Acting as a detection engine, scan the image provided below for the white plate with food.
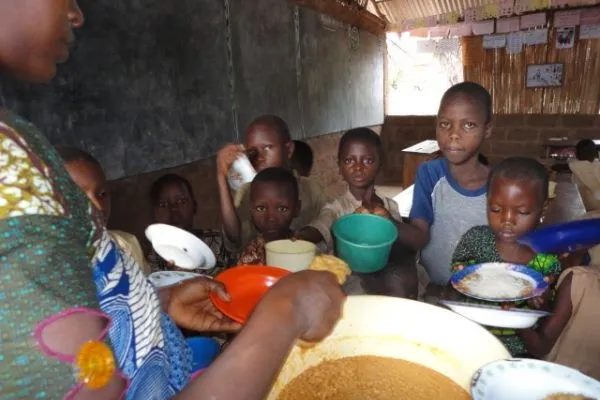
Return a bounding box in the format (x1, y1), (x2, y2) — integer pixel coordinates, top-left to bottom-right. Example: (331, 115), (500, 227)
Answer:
(471, 359), (600, 400)
(440, 300), (551, 329)
(450, 262), (549, 302)
(148, 271), (210, 289)
(145, 224), (216, 270)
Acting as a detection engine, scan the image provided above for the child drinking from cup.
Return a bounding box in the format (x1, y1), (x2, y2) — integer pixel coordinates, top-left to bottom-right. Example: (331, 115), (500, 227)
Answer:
(216, 115), (329, 253)
(237, 167), (300, 265)
(296, 128), (417, 297)
(450, 157), (561, 356)
(408, 82), (492, 299)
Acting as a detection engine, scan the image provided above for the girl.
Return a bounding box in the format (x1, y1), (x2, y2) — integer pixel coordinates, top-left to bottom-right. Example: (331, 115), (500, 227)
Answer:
(450, 157), (561, 356)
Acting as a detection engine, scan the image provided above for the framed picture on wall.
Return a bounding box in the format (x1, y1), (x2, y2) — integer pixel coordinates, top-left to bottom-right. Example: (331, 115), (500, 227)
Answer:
(526, 63), (564, 88)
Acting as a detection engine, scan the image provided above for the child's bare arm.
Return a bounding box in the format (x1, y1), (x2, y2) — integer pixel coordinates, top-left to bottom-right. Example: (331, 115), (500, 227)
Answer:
(399, 218), (430, 251)
(519, 272), (574, 358)
(295, 226), (324, 244)
(217, 144), (244, 244)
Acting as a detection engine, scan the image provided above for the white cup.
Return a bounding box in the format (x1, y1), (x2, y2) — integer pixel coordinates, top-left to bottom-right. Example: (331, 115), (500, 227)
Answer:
(227, 154), (257, 191)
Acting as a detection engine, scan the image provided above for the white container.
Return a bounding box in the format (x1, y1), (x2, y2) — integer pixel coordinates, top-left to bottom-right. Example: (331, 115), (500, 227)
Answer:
(227, 154), (257, 191)
(265, 239), (317, 272)
(440, 300), (551, 329)
(268, 296), (510, 399)
(145, 224), (216, 270)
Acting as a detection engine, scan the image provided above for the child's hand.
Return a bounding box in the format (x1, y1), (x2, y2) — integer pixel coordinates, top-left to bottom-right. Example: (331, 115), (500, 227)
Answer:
(559, 249), (587, 269)
(527, 285), (553, 310)
(451, 264), (465, 273)
(217, 143), (244, 177)
(356, 186), (391, 219)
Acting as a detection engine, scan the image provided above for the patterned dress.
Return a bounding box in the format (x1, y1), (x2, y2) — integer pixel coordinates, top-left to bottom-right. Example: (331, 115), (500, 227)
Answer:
(1, 110), (101, 398)
(451, 225), (561, 357)
(0, 110), (192, 399)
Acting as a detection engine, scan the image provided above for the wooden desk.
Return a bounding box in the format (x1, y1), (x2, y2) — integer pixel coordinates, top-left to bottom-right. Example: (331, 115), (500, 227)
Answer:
(402, 140), (441, 187)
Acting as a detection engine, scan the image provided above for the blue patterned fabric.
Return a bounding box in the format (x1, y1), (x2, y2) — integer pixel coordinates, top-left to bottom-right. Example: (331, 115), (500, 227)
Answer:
(93, 230), (192, 399)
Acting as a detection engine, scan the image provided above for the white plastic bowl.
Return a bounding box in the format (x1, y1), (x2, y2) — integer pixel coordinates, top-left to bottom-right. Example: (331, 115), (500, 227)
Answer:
(441, 300), (551, 329)
(268, 296), (510, 398)
(145, 224), (216, 270)
(265, 239), (316, 272)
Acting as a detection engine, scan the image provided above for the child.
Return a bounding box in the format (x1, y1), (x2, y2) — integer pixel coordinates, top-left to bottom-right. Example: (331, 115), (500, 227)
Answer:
(409, 82), (492, 295)
(237, 167), (300, 265)
(519, 266), (600, 380)
(216, 115), (329, 252)
(291, 139), (314, 177)
(569, 138), (600, 212)
(296, 128), (417, 297)
(56, 145), (151, 274)
(450, 157), (562, 356)
(148, 173), (234, 275)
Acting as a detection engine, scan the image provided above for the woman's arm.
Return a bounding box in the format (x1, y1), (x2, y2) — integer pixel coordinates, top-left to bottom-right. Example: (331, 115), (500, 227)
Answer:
(175, 271), (345, 400)
(519, 272), (573, 358)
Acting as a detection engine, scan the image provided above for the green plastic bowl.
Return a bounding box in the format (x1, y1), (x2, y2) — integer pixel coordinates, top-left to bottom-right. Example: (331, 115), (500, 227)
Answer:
(332, 214), (398, 273)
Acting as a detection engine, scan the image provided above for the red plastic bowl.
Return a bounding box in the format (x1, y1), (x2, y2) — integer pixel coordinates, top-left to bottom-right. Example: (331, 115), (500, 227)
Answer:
(210, 265), (290, 323)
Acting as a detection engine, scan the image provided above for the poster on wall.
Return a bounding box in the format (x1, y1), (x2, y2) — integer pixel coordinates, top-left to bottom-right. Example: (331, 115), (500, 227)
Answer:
(526, 64), (563, 88)
(580, 24), (600, 39)
(483, 34), (507, 49)
(522, 28), (548, 45)
(556, 27), (576, 49)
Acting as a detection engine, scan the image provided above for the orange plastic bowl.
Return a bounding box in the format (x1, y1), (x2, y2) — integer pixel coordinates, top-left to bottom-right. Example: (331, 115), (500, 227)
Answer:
(210, 265), (290, 323)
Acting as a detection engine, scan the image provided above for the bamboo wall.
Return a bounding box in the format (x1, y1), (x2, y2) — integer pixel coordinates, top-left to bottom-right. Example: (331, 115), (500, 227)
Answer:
(463, 20), (600, 114)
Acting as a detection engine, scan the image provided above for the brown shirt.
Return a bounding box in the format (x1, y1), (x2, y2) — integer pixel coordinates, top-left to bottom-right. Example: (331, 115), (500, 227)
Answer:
(546, 266), (600, 380)
(225, 174), (330, 252)
(569, 159), (600, 212)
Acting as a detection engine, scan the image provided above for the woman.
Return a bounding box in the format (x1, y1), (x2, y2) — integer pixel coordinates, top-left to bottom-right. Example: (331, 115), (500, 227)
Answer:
(0, 1), (343, 399)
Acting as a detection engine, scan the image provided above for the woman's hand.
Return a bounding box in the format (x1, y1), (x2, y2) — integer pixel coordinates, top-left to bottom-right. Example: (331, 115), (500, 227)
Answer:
(166, 277), (242, 333)
(256, 270), (346, 342)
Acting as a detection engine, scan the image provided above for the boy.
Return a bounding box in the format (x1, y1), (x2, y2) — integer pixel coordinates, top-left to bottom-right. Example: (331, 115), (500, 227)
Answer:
(148, 174), (234, 274)
(238, 167), (300, 265)
(409, 82), (492, 298)
(290, 139), (314, 177)
(56, 145), (150, 274)
(216, 115), (329, 252)
(296, 128), (418, 298)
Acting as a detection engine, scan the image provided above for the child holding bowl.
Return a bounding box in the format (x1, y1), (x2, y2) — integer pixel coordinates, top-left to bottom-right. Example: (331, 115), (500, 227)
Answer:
(296, 128), (417, 297)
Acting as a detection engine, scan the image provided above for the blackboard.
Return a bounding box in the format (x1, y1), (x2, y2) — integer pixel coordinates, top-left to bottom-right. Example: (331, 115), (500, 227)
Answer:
(0, 0), (234, 179)
(230, 0), (302, 139)
(299, 8), (384, 137)
(0, 0), (384, 179)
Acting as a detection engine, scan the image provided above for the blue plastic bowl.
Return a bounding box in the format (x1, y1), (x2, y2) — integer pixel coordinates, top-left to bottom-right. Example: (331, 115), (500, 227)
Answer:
(186, 337), (221, 372)
(332, 213), (398, 273)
